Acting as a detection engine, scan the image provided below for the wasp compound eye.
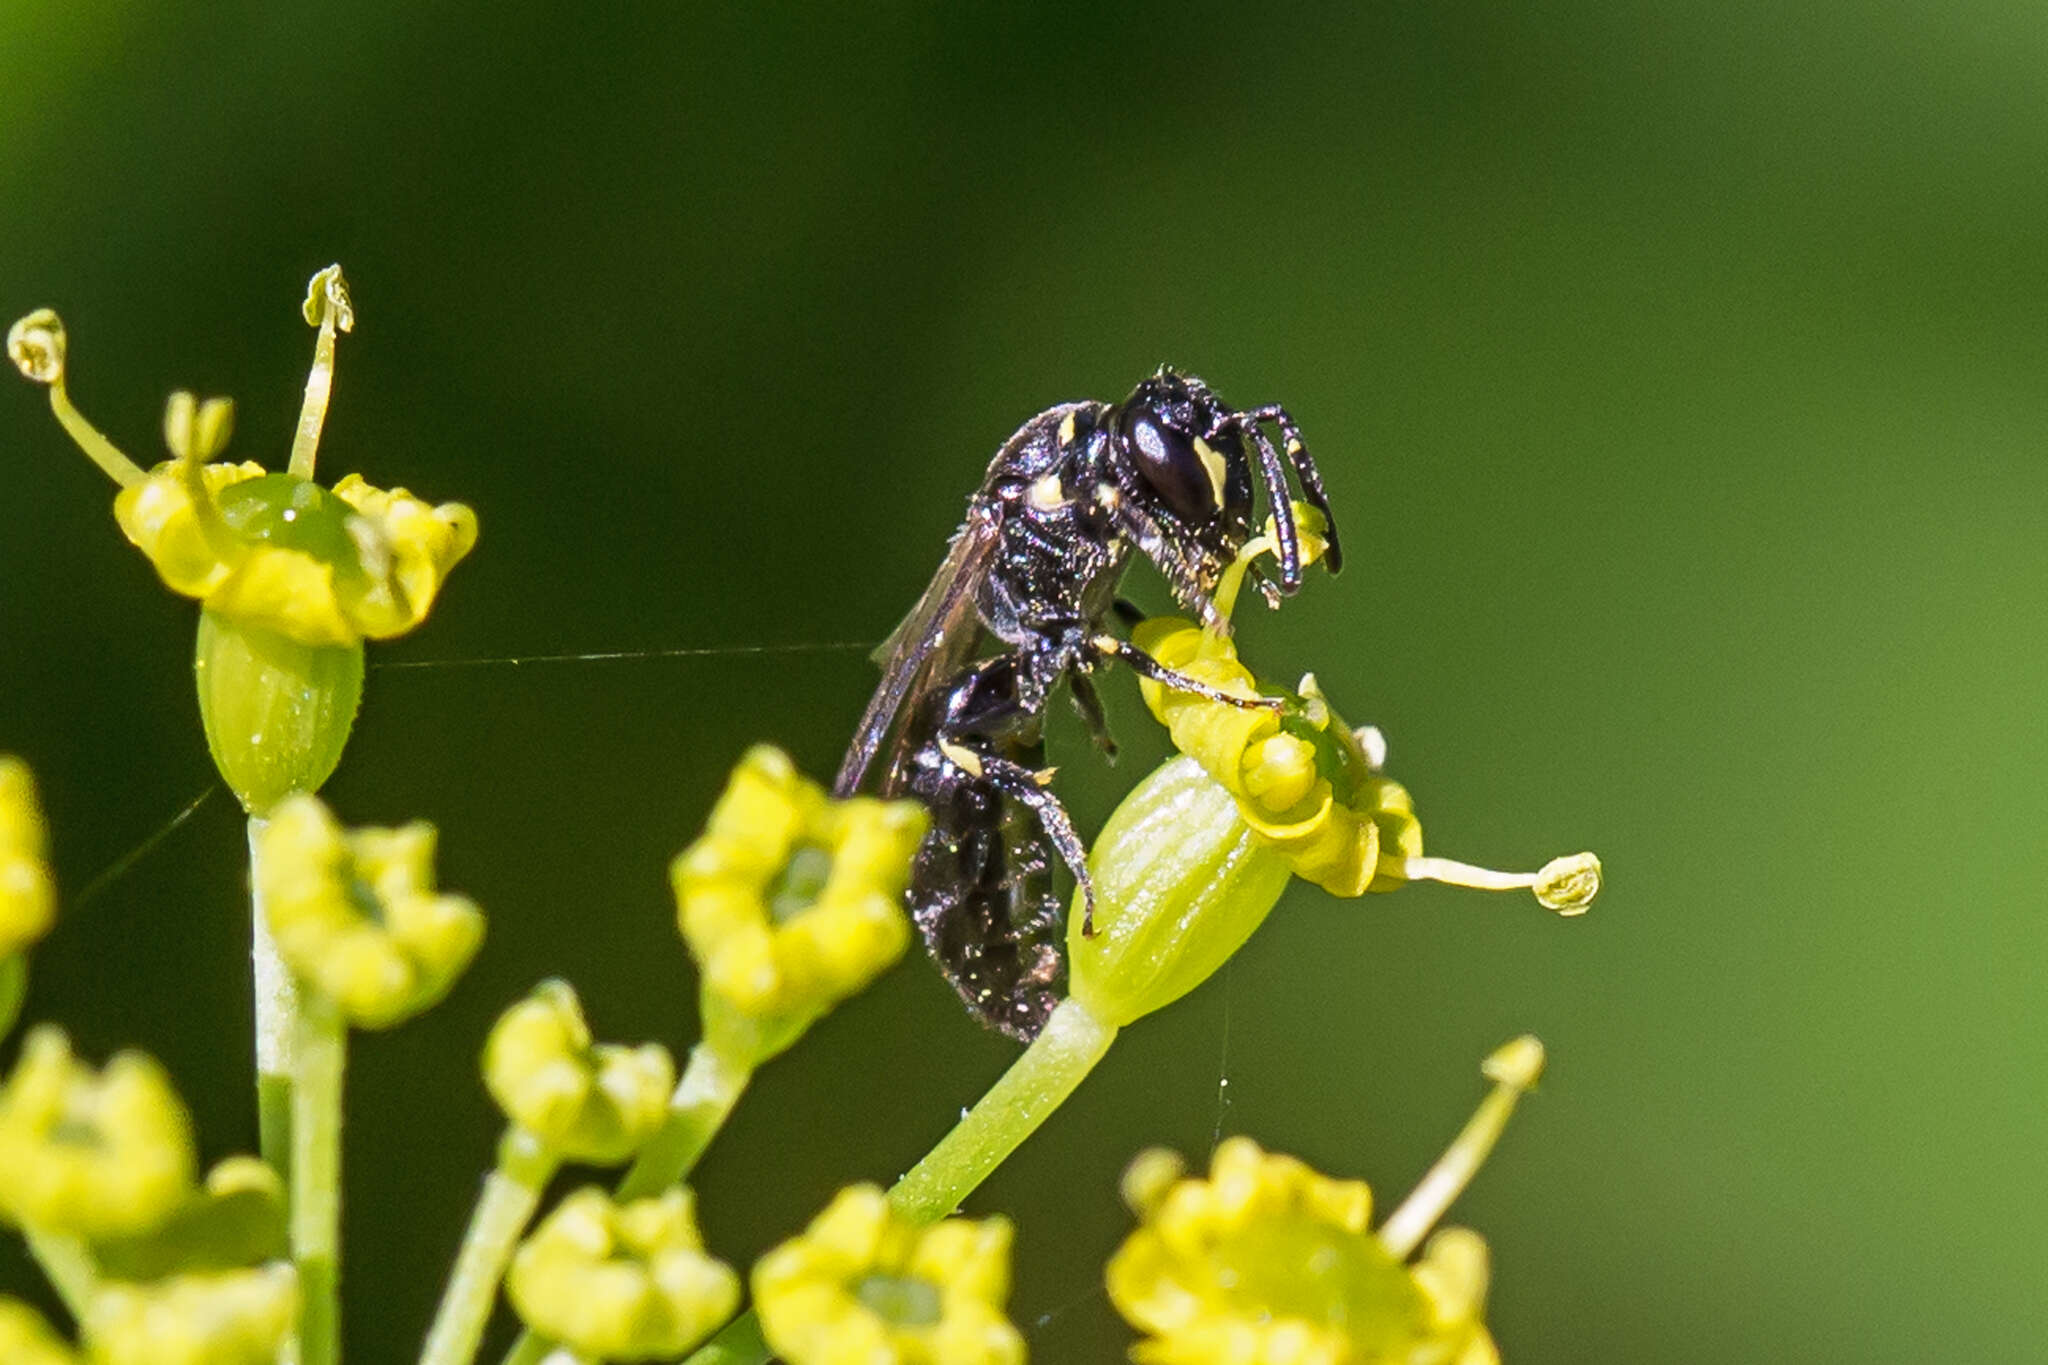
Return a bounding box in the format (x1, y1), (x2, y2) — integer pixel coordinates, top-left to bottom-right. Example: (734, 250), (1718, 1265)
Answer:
(1124, 402), (1231, 525)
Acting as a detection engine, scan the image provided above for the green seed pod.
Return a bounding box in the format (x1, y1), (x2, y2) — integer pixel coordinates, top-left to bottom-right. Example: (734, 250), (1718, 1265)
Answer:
(195, 608), (363, 816)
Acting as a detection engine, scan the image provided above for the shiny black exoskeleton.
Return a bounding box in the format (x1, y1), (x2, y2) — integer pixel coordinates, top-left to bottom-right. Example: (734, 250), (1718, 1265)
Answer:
(834, 369), (1340, 1039)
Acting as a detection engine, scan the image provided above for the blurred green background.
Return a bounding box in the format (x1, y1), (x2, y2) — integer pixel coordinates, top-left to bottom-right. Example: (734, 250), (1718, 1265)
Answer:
(2, 3), (2043, 1361)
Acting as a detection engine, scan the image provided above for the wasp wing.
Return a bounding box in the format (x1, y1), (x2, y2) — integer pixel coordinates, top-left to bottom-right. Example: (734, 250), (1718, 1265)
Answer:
(833, 499), (1002, 797)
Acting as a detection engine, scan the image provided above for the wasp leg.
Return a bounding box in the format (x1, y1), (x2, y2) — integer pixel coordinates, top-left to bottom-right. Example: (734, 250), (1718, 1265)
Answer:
(1069, 671), (1119, 760)
(1090, 635), (1284, 712)
(939, 738), (1098, 936)
(1230, 404), (1343, 573)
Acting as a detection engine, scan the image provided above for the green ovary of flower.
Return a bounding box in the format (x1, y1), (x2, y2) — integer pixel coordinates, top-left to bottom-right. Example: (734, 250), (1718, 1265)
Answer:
(483, 979), (676, 1165)
(91, 1156), (289, 1283)
(0, 1028), (197, 1240)
(673, 745), (925, 1066)
(752, 1184), (1024, 1365)
(507, 1186), (739, 1361)
(83, 1264), (300, 1365)
(256, 794), (484, 1028)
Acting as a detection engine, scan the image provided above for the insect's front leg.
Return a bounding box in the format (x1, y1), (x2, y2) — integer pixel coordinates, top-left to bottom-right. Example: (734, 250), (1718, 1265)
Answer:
(1090, 634), (1284, 712)
(933, 735), (1098, 936)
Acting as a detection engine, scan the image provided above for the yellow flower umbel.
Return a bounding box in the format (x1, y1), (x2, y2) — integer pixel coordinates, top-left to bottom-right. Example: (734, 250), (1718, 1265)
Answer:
(7, 267), (477, 813)
(506, 1187), (740, 1361)
(83, 1264), (300, 1365)
(1072, 509), (1599, 1028)
(0, 1027), (197, 1240)
(1107, 1037), (1546, 1365)
(255, 794), (484, 1029)
(483, 980), (676, 1166)
(673, 746), (926, 1067)
(752, 1184), (1025, 1365)
(0, 1299), (77, 1365)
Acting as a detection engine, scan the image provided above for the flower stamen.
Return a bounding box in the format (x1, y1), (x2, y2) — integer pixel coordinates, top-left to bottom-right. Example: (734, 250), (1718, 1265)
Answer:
(7, 308), (146, 487)
(1377, 1035), (1545, 1258)
(288, 265), (353, 481)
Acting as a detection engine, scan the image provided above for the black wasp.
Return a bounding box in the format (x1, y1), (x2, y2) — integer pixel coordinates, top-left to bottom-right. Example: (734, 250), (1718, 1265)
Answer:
(833, 369), (1341, 1040)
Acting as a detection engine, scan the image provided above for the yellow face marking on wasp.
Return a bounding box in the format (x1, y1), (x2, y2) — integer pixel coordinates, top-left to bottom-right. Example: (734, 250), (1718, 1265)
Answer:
(1190, 435), (1229, 510)
(1058, 411), (1077, 445)
(1096, 481), (1121, 512)
(1028, 474), (1065, 510)
(937, 739), (984, 777)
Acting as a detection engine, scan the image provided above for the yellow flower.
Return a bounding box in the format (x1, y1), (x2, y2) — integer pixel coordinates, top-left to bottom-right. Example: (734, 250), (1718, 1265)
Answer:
(1106, 1038), (1546, 1365)
(0, 1027), (196, 1239)
(506, 1186), (740, 1361)
(753, 1184), (1024, 1365)
(0, 1298), (78, 1365)
(255, 794), (484, 1029)
(0, 756), (56, 958)
(83, 1264), (299, 1365)
(673, 746), (925, 1066)
(8, 270), (476, 651)
(483, 980), (676, 1164)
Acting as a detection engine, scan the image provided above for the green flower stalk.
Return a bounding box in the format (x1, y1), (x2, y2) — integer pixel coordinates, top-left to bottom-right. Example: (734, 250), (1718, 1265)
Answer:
(421, 983), (676, 1365)
(254, 793), (484, 1365)
(505, 1187), (740, 1362)
(751, 1185), (1024, 1365)
(84, 1263), (301, 1365)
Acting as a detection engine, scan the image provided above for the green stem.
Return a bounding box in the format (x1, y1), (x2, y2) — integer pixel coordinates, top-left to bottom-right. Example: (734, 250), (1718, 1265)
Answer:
(680, 997), (1119, 1365)
(418, 1129), (561, 1365)
(291, 992), (347, 1365)
(24, 1227), (97, 1321)
(615, 1044), (751, 1202)
(501, 1044), (753, 1365)
(249, 815), (298, 1183)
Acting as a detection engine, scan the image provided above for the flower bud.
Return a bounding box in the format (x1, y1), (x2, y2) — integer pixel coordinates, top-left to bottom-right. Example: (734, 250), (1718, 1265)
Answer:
(83, 1264), (299, 1365)
(483, 980), (676, 1165)
(507, 1186), (739, 1361)
(674, 746), (924, 1067)
(752, 1184), (1023, 1365)
(0, 1028), (196, 1239)
(255, 795), (484, 1028)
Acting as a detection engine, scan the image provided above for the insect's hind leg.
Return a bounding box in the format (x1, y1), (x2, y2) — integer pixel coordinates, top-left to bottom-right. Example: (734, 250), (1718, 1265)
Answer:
(935, 738), (1099, 936)
(1090, 635), (1283, 713)
(1068, 671), (1118, 760)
